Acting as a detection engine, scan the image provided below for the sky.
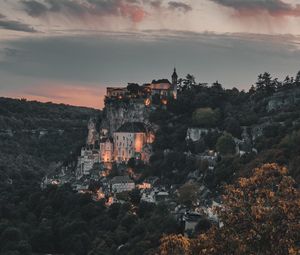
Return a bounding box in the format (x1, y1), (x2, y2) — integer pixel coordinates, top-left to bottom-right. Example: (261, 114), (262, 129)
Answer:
(1, 0), (300, 108)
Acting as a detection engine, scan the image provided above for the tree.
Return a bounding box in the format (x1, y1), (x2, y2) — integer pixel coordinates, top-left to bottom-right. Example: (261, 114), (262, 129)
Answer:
(129, 188), (141, 206)
(161, 164), (300, 255)
(159, 234), (191, 255)
(177, 183), (199, 208)
(192, 108), (220, 128)
(255, 72), (276, 97)
(224, 117), (242, 138)
(279, 130), (300, 154)
(127, 83), (140, 95)
(216, 133), (236, 155)
(180, 74), (196, 91)
(295, 70), (300, 85)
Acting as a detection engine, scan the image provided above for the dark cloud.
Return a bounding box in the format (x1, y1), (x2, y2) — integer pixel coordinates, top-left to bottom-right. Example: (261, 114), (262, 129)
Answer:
(211, 0), (300, 17)
(168, 1), (192, 12)
(1, 31), (300, 91)
(21, 0), (146, 22)
(0, 14), (37, 32)
(21, 0), (193, 23)
(145, 0), (162, 9)
(22, 0), (48, 17)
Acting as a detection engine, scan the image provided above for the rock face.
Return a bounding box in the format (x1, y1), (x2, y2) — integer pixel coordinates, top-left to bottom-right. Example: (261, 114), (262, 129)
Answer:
(87, 118), (98, 145)
(186, 128), (215, 142)
(267, 88), (300, 112)
(102, 99), (151, 135)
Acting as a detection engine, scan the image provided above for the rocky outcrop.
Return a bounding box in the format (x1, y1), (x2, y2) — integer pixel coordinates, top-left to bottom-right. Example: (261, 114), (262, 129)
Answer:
(267, 88), (300, 111)
(102, 99), (152, 135)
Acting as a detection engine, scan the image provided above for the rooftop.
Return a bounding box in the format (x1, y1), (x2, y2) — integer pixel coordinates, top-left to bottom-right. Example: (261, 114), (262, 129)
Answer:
(111, 175), (134, 184)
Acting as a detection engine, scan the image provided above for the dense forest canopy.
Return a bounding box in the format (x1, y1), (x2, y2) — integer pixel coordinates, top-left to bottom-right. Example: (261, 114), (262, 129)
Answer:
(0, 97), (101, 184)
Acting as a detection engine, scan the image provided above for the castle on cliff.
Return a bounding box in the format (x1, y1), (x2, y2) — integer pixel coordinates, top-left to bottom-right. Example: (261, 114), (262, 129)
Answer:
(76, 69), (178, 177)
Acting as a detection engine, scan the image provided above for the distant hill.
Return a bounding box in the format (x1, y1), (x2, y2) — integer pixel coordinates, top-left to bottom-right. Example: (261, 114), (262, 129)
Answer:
(0, 97), (101, 184)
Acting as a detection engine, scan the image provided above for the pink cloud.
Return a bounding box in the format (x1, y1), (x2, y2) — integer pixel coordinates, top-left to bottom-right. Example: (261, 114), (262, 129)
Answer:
(119, 3), (147, 23)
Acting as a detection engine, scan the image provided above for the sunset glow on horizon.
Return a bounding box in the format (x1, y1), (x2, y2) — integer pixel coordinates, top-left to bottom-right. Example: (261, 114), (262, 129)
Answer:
(2, 83), (106, 109)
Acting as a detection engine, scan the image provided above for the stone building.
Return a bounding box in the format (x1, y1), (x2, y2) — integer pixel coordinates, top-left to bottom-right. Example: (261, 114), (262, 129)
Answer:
(110, 176), (135, 193)
(99, 137), (114, 162)
(77, 147), (100, 176)
(106, 87), (127, 98)
(113, 122), (148, 163)
(102, 69), (178, 135)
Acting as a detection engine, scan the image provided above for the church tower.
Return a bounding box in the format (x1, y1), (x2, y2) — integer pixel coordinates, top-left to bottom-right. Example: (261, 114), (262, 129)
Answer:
(172, 68), (178, 86)
(171, 68), (178, 99)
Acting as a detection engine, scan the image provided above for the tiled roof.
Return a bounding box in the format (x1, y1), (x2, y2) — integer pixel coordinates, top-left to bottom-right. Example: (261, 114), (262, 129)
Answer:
(152, 79), (171, 84)
(111, 175), (134, 184)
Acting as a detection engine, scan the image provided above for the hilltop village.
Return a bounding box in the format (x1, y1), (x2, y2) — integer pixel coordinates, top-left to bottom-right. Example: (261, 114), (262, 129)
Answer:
(78, 69), (178, 172)
(43, 71), (183, 199)
(41, 70), (300, 237)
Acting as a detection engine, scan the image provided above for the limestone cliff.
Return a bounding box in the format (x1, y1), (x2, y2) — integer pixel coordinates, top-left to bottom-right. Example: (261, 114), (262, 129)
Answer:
(101, 98), (152, 135)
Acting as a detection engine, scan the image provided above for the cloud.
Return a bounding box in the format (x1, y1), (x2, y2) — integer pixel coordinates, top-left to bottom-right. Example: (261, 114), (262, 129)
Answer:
(0, 13), (37, 32)
(148, 0), (162, 9)
(1, 31), (300, 94)
(21, 0), (147, 23)
(210, 0), (300, 17)
(20, 0), (194, 24)
(168, 1), (192, 12)
(22, 0), (48, 17)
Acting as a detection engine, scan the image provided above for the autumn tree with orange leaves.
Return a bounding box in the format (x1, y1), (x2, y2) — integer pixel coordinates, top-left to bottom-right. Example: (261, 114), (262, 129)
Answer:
(159, 164), (300, 255)
(159, 234), (190, 255)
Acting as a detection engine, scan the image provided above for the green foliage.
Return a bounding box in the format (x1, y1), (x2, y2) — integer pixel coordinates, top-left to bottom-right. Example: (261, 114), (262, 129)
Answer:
(177, 183), (199, 208)
(224, 117), (242, 138)
(127, 83), (140, 95)
(279, 130), (300, 154)
(0, 94), (178, 254)
(216, 133), (236, 155)
(192, 108), (220, 128)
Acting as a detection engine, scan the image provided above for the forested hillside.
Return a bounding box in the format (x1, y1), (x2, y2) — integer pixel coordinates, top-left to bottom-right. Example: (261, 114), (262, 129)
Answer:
(0, 97), (100, 189)
(145, 72), (300, 187)
(1, 71), (300, 255)
(0, 98), (178, 255)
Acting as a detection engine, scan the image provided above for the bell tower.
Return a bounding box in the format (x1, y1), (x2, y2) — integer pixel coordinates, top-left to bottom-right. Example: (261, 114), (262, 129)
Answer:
(172, 68), (178, 86)
(171, 68), (178, 99)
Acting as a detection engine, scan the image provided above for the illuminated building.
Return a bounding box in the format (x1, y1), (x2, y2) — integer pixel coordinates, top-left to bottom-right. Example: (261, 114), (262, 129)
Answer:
(99, 137), (114, 162)
(113, 122), (148, 163)
(106, 87), (127, 98)
(105, 69), (178, 102)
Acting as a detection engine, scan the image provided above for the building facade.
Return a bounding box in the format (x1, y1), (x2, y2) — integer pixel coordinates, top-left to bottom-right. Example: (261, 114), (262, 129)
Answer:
(99, 137), (114, 162)
(110, 176), (135, 193)
(113, 122), (148, 163)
